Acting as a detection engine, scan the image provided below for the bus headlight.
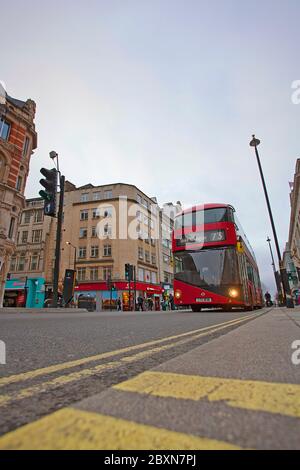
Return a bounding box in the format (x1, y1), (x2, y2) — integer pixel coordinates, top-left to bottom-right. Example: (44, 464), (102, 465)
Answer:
(228, 288), (239, 298)
(175, 290), (182, 300)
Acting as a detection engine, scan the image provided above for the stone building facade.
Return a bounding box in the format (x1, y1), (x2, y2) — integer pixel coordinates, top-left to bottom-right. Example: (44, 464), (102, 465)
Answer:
(0, 92), (37, 306)
(6, 182), (178, 310)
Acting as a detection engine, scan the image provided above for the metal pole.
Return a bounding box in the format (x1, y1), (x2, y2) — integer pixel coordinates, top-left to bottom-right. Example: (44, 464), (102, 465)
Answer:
(52, 174), (65, 308)
(250, 136), (292, 307)
(267, 237), (281, 302)
(128, 278), (131, 311)
(267, 237), (276, 272)
(73, 247), (77, 272)
(134, 266), (136, 311)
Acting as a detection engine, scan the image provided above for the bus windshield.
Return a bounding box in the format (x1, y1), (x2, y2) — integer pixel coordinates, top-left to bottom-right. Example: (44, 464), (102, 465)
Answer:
(174, 247), (240, 288)
(174, 207), (233, 230)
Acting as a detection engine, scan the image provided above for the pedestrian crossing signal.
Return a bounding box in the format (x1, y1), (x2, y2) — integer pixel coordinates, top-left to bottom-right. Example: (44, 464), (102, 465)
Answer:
(39, 167), (57, 217)
(125, 263), (133, 281)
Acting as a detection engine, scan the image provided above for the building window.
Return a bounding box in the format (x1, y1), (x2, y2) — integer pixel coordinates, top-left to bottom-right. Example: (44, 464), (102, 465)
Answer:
(32, 230), (42, 243)
(138, 268), (144, 282)
(103, 207), (113, 218)
(77, 268), (86, 281)
(145, 251), (150, 263)
(151, 254), (156, 265)
(90, 267), (99, 281)
(104, 190), (113, 200)
(151, 272), (157, 284)
(103, 267), (112, 280)
(91, 227), (97, 238)
(22, 137), (30, 157)
(151, 239), (156, 247)
(78, 247), (87, 259)
(79, 228), (87, 238)
(91, 246), (99, 258)
(21, 231), (28, 244)
(103, 245), (112, 257)
(92, 208), (100, 219)
(138, 247), (144, 260)
(136, 210), (143, 223)
(80, 193), (89, 202)
(80, 210), (89, 221)
(93, 192), (101, 201)
(164, 272), (170, 283)
(104, 224), (112, 237)
(137, 194), (142, 205)
(163, 239), (170, 249)
(16, 176), (23, 192)
(34, 209), (43, 223)
(17, 255), (26, 272)
(23, 211), (31, 224)
(8, 218), (15, 239)
(10, 257), (17, 271)
(145, 270), (151, 283)
(30, 254), (39, 271)
(0, 119), (10, 140)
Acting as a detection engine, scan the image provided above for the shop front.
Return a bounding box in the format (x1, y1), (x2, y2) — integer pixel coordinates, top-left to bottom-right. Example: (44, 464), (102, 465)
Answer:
(4, 278), (45, 308)
(74, 281), (163, 311)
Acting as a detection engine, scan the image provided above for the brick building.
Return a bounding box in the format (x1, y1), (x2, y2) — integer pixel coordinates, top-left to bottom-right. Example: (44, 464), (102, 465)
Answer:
(0, 92), (37, 306)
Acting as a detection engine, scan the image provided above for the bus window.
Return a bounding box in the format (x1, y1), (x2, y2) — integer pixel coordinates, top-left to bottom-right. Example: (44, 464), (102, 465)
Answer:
(247, 263), (254, 283)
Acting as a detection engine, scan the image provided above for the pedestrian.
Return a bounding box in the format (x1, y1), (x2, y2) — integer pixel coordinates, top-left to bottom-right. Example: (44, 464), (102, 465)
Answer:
(265, 291), (272, 307)
(137, 296), (144, 311)
(117, 297), (122, 311)
(148, 297), (153, 311)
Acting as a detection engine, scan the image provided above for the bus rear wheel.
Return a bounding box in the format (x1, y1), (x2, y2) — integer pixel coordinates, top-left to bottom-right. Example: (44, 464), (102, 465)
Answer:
(222, 306), (232, 312)
(191, 305), (202, 312)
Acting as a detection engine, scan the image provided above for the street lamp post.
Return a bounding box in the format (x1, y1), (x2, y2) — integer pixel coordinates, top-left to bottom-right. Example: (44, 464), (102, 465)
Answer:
(49, 151), (65, 308)
(66, 242), (77, 271)
(267, 236), (281, 302)
(249, 136), (294, 308)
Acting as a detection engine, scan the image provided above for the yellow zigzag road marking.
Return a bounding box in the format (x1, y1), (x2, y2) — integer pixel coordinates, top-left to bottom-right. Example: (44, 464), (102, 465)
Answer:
(0, 312), (260, 388)
(0, 314), (259, 408)
(115, 371), (300, 419)
(0, 408), (242, 450)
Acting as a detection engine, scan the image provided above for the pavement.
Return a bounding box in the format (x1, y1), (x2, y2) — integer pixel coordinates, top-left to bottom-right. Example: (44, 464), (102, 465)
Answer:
(0, 306), (299, 450)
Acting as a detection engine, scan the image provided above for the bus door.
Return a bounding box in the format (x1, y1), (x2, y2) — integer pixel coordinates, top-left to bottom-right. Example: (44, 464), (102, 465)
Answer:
(237, 252), (250, 305)
(246, 262), (255, 307)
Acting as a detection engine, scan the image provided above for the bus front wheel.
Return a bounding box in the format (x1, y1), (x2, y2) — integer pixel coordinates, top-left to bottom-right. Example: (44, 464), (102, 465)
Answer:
(191, 305), (202, 312)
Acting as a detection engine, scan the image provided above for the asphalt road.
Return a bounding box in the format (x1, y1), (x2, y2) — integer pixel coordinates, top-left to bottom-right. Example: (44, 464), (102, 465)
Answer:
(0, 308), (265, 436)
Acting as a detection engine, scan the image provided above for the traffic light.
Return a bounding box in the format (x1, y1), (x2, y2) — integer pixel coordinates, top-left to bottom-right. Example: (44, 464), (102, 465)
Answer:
(125, 263), (133, 281)
(39, 168), (57, 217)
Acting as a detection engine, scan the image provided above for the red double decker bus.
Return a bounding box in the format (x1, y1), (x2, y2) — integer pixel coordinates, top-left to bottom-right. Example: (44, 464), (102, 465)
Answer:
(172, 204), (263, 312)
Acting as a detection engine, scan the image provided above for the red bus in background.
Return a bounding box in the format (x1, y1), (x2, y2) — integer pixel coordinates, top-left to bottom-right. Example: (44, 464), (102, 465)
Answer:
(172, 204), (263, 312)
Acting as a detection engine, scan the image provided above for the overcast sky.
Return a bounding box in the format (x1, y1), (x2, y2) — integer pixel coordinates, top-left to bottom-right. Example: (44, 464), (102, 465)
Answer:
(1, 0), (300, 294)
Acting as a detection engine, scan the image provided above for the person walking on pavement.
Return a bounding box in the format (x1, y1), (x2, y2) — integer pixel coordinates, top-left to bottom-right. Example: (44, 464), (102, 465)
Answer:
(137, 295), (144, 311)
(148, 297), (153, 311)
(117, 297), (122, 311)
(265, 291), (272, 307)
